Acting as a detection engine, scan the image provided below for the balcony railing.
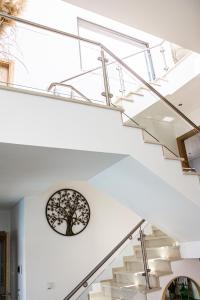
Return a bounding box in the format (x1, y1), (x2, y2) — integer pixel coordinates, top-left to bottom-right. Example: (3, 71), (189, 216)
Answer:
(0, 12), (199, 167)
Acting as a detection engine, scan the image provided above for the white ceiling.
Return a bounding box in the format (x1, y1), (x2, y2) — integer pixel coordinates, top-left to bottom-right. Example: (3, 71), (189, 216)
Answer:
(168, 75), (200, 114)
(62, 0), (200, 53)
(0, 142), (125, 207)
(133, 74), (200, 134)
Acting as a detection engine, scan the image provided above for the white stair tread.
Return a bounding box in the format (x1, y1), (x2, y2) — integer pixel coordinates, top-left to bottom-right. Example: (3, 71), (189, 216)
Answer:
(101, 280), (140, 290)
(123, 123), (144, 129)
(143, 140), (162, 145)
(152, 271), (173, 277)
(183, 171), (200, 176)
(164, 155), (185, 161)
(127, 91), (144, 97)
(143, 234), (173, 240)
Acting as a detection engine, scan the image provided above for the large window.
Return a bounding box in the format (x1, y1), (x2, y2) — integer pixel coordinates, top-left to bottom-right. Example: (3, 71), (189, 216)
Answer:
(77, 18), (155, 81)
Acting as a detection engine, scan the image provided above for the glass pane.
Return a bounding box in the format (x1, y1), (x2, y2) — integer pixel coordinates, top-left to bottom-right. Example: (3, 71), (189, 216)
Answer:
(75, 224), (151, 300)
(0, 19), (107, 105)
(106, 51), (198, 164)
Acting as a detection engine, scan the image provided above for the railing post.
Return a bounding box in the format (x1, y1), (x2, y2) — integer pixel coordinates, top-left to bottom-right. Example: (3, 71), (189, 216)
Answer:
(145, 48), (156, 81)
(160, 46), (169, 71)
(116, 64), (126, 96)
(100, 47), (112, 106)
(139, 227), (151, 290)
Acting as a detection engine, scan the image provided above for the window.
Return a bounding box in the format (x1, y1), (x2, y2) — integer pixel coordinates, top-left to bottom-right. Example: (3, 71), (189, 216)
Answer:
(0, 60), (12, 85)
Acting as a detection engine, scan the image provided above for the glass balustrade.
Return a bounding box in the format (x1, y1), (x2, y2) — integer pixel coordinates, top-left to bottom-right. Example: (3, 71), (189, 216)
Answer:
(73, 223), (151, 300)
(0, 12), (199, 170)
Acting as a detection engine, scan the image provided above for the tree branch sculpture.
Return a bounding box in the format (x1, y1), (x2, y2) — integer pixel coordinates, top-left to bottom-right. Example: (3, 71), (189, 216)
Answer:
(46, 189), (90, 236)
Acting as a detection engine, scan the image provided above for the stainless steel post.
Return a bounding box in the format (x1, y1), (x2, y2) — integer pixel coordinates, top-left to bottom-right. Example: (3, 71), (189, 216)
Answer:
(160, 46), (169, 71)
(116, 64), (126, 96)
(139, 227), (151, 290)
(100, 47), (112, 106)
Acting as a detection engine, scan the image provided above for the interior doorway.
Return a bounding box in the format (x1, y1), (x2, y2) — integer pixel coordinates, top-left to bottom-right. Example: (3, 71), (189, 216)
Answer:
(177, 128), (200, 173)
(162, 276), (200, 299)
(0, 232), (7, 299)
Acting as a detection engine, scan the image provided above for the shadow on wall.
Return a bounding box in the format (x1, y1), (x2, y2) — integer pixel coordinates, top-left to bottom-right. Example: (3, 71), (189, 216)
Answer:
(163, 276), (200, 300)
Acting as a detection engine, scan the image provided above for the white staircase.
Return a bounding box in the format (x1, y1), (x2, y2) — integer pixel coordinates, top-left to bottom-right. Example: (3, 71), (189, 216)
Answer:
(88, 227), (200, 300)
(114, 51), (200, 124)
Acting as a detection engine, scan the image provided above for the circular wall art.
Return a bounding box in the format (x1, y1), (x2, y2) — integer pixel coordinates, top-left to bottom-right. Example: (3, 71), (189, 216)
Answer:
(46, 189), (90, 236)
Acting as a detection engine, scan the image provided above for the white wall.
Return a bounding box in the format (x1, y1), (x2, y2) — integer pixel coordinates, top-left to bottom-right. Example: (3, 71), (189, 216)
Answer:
(90, 156), (200, 242)
(0, 210), (10, 231)
(63, 0), (200, 53)
(2, 0), (161, 99)
(22, 181), (140, 300)
(0, 86), (200, 237)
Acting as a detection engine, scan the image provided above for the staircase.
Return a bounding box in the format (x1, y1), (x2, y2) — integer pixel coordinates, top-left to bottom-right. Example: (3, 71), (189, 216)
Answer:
(88, 227), (199, 300)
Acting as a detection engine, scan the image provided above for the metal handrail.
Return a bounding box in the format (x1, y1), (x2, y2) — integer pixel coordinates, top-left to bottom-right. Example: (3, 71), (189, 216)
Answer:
(101, 44), (200, 133)
(63, 219), (145, 300)
(48, 82), (92, 102)
(1, 12), (199, 133)
(59, 40), (165, 84)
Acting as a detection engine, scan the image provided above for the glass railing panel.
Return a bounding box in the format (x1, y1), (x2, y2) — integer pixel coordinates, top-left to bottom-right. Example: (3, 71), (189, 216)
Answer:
(72, 224), (150, 300)
(149, 41), (175, 79)
(0, 18), (105, 103)
(102, 53), (141, 106)
(120, 50), (151, 82)
(106, 58), (196, 163)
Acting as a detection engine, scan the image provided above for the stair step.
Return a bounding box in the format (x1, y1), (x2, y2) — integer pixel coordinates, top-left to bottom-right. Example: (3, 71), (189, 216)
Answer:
(144, 140), (162, 145)
(143, 235), (175, 247)
(127, 91), (144, 97)
(142, 130), (161, 145)
(157, 77), (168, 83)
(113, 271), (159, 288)
(151, 270), (173, 277)
(164, 155), (185, 161)
(123, 123), (144, 130)
(162, 146), (184, 161)
(124, 260), (144, 273)
(134, 245), (181, 260)
(119, 97), (134, 102)
(183, 171), (200, 176)
(100, 280), (156, 300)
(148, 258), (172, 274)
(151, 227), (167, 237)
(149, 82), (162, 87)
(89, 291), (117, 300)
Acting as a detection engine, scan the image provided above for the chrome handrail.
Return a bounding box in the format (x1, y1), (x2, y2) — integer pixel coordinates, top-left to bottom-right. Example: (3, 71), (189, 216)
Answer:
(0, 12), (199, 134)
(102, 44), (200, 133)
(58, 40), (165, 85)
(48, 82), (92, 102)
(0, 12), (101, 47)
(63, 219), (145, 300)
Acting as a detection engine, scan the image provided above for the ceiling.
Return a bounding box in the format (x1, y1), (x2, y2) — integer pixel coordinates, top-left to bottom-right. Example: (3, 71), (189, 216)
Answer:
(0, 142), (125, 208)
(168, 75), (200, 115)
(131, 73), (200, 134)
(62, 0), (200, 53)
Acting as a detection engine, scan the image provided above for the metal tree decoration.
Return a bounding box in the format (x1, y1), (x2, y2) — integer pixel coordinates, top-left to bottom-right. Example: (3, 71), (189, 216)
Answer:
(46, 189), (90, 236)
